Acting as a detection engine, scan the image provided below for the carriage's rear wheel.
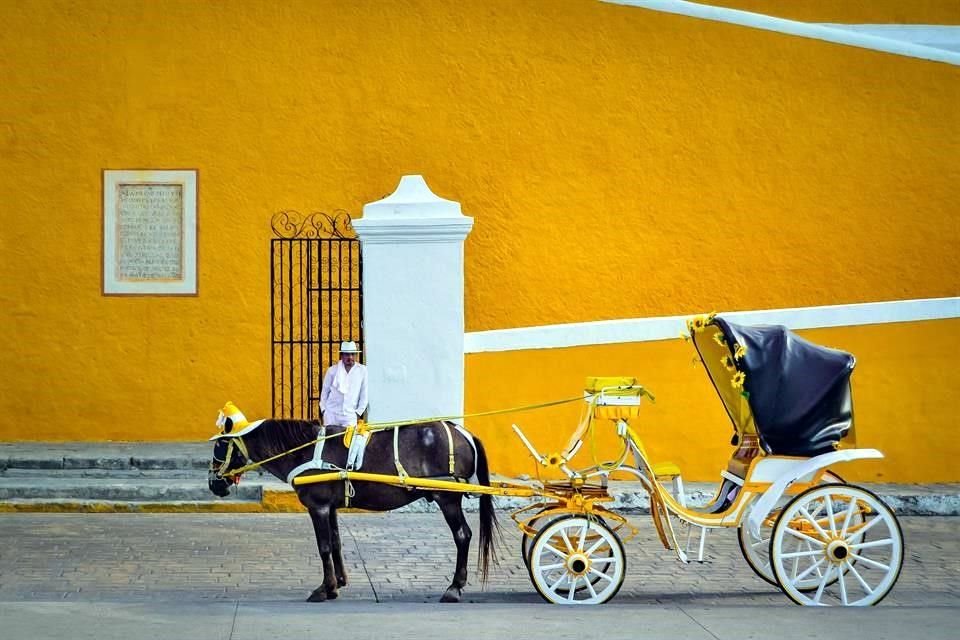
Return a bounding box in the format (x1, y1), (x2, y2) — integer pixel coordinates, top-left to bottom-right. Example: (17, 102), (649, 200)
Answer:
(769, 484), (903, 606)
(738, 471), (851, 590)
(528, 515), (625, 605)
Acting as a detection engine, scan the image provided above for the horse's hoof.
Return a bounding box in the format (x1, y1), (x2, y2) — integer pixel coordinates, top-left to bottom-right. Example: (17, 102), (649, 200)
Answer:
(440, 588), (461, 603)
(325, 588), (339, 600)
(307, 588), (328, 603)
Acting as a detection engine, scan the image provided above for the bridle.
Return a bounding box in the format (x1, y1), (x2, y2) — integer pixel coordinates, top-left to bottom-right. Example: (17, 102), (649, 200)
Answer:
(210, 433), (249, 484)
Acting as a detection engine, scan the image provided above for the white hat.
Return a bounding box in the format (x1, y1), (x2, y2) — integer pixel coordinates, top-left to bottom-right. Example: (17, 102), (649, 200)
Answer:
(339, 340), (361, 354)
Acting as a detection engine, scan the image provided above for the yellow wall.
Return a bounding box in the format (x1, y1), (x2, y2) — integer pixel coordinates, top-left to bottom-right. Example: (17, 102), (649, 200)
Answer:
(1, 0), (958, 484)
(466, 319), (960, 482)
(696, 1), (960, 24)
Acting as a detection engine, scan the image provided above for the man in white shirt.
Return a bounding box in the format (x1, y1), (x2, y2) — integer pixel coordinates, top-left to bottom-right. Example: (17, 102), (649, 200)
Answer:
(319, 341), (368, 427)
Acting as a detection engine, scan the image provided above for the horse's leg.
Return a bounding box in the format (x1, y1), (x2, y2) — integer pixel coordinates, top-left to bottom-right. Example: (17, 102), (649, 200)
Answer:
(330, 506), (348, 587)
(435, 492), (472, 603)
(307, 505), (340, 602)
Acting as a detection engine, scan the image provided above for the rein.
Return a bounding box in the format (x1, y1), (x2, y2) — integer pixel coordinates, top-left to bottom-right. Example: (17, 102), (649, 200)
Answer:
(218, 394), (586, 478)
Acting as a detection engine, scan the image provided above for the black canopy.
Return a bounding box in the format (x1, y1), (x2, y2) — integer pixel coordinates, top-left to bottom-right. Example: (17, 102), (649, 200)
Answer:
(712, 317), (855, 456)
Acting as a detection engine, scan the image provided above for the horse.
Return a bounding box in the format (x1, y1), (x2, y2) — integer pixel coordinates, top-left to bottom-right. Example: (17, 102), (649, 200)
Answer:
(207, 409), (498, 603)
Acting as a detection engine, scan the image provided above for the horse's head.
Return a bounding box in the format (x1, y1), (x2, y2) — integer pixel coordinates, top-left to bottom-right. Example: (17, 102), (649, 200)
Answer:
(207, 402), (250, 497)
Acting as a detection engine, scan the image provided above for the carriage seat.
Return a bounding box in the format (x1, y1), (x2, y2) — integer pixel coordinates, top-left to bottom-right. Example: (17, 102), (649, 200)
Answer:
(651, 461), (681, 479)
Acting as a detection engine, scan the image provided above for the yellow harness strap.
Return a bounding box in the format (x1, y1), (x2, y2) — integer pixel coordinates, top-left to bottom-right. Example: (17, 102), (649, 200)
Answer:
(343, 420), (370, 449)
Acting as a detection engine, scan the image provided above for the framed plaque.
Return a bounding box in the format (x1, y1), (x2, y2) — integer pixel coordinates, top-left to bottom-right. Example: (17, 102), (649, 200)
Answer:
(102, 169), (198, 295)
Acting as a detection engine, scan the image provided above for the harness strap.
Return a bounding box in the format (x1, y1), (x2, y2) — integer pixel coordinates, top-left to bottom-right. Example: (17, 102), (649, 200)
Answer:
(442, 421), (456, 475)
(233, 436), (249, 460)
(216, 441), (235, 477)
(393, 425), (409, 482)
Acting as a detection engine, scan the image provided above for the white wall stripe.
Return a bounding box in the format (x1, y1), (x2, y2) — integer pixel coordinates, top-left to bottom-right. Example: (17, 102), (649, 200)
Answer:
(601, 0), (960, 66)
(464, 297), (960, 353)
(820, 26), (960, 54)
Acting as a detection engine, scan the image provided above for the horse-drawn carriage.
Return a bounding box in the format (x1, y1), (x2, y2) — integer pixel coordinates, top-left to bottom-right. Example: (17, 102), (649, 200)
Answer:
(208, 314), (903, 606)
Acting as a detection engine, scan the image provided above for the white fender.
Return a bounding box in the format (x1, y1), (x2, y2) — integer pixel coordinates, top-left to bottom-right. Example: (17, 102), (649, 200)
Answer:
(747, 448), (883, 538)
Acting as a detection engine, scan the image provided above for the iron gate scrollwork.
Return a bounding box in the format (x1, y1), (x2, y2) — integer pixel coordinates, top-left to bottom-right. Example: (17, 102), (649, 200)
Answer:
(271, 210), (363, 420)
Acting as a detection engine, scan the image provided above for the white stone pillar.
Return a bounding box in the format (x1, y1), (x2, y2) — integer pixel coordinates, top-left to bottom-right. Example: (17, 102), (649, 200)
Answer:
(353, 175), (474, 422)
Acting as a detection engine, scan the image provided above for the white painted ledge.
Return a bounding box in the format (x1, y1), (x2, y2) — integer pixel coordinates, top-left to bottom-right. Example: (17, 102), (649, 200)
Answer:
(464, 297), (960, 353)
(602, 0), (960, 66)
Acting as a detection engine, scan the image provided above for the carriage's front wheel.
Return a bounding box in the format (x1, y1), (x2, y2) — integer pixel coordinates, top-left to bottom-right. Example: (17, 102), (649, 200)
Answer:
(528, 516), (625, 605)
(770, 484), (903, 606)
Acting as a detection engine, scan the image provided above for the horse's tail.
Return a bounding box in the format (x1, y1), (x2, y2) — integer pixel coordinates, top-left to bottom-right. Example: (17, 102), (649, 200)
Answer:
(475, 435), (501, 584)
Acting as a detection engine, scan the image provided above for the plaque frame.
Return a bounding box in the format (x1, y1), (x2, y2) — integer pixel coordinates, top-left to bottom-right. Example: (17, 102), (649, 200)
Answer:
(102, 169), (198, 296)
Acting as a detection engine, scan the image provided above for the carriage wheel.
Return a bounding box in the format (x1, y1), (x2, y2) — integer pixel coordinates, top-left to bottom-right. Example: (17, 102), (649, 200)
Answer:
(738, 471), (852, 590)
(528, 515), (625, 605)
(522, 512), (615, 593)
(521, 511), (557, 567)
(770, 484), (903, 606)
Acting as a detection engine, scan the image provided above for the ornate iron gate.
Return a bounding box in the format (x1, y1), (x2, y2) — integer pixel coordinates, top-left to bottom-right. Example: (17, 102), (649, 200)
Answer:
(271, 210), (363, 420)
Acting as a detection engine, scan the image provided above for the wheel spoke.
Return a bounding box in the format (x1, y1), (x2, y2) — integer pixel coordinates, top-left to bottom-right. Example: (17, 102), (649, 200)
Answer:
(850, 552), (890, 571)
(812, 564), (834, 604)
(780, 548), (826, 559)
(539, 562), (565, 571)
(838, 562), (849, 605)
(839, 500), (857, 538)
(824, 494), (837, 536)
(846, 513), (884, 542)
(567, 576), (579, 601)
(547, 571), (568, 594)
(585, 575), (599, 599)
(591, 557), (618, 565)
(589, 567), (615, 583)
(792, 556), (827, 582)
(750, 536), (770, 549)
(560, 529), (574, 553)
(851, 538), (894, 551)
(585, 536), (609, 556)
(790, 538), (802, 580)
(806, 540), (825, 578)
(798, 506), (831, 541)
(578, 523), (588, 551)
(543, 543), (568, 560)
(783, 526), (827, 547)
(845, 560), (875, 595)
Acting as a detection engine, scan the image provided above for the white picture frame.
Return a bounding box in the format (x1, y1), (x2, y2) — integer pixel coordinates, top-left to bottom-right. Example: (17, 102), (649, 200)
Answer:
(102, 169), (198, 295)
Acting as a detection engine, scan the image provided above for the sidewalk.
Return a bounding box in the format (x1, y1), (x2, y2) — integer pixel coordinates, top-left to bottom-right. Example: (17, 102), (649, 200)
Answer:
(2, 442), (958, 514)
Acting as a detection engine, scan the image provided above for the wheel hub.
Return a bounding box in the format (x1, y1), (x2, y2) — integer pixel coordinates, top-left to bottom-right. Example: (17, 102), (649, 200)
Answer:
(826, 539), (851, 564)
(566, 553), (590, 576)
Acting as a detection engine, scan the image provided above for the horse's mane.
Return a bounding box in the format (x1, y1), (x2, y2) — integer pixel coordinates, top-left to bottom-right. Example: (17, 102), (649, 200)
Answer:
(251, 418), (325, 460)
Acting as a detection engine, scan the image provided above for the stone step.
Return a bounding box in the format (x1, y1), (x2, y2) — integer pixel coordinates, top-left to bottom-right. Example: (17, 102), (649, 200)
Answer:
(0, 477), (267, 501)
(0, 443), (210, 471)
(0, 498), (266, 513)
(1, 468), (221, 479)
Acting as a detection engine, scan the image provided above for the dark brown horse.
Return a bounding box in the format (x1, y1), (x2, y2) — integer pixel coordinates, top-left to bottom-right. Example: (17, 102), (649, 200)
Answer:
(208, 417), (498, 603)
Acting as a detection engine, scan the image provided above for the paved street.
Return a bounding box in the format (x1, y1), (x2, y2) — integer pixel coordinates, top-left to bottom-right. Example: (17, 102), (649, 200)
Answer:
(1, 512), (958, 638)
